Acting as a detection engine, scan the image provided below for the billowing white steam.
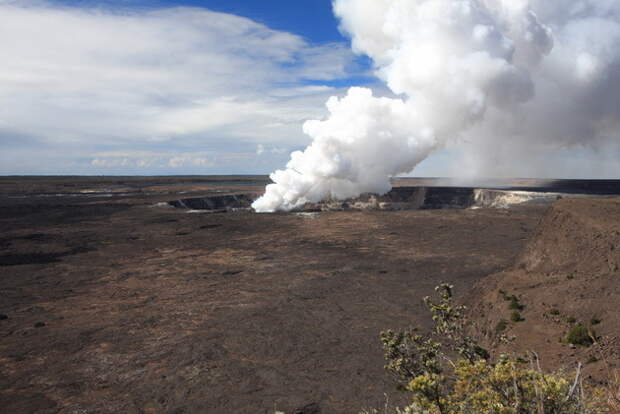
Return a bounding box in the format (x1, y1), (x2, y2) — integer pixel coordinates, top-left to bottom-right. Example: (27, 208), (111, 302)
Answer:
(253, 0), (620, 212)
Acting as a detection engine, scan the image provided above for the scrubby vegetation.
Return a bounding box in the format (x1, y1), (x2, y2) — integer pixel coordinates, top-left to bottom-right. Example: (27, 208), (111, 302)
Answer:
(510, 311), (524, 323)
(499, 290), (525, 312)
(508, 297), (525, 311)
(494, 319), (508, 334)
(565, 325), (594, 347)
(362, 284), (614, 414)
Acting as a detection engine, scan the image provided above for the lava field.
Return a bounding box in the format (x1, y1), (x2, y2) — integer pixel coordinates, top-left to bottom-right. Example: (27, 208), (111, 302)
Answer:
(1, 176), (618, 413)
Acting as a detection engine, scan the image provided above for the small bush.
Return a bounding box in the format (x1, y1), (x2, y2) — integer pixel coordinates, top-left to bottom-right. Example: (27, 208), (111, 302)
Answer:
(500, 290), (525, 311)
(566, 324), (594, 347)
(550, 308), (560, 315)
(501, 293), (526, 312)
(494, 319), (508, 334)
(509, 298), (524, 311)
(567, 316), (577, 324)
(590, 317), (602, 325)
(516, 356), (529, 364)
(510, 311), (524, 322)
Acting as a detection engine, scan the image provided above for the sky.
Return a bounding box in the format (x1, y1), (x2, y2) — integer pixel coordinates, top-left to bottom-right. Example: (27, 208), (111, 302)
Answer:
(0, 0), (378, 175)
(49, 0), (347, 44)
(1, 0), (618, 177)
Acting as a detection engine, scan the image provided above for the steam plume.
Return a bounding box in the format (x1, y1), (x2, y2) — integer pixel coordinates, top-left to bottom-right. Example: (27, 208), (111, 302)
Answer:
(253, 0), (620, 212)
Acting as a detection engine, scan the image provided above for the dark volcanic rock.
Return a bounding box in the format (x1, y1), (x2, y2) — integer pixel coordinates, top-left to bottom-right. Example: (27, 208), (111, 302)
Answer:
(0, 176), (559, 413)
(421, 187), (475, 209)
(18, 233), (54, 242)
(0, 246), (94, 266)
(199, 224), (222, 230)
(291, 403), (321, 414)
(169, 194), (254, 210)
(300, 186), (476, 212)
(0, 252), (64, 266)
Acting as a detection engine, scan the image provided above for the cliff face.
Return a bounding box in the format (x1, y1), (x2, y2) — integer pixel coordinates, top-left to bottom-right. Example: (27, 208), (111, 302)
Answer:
(167, 186), (570, 212)
(518, 198), (620, 274)
(468, 198), (620, 381)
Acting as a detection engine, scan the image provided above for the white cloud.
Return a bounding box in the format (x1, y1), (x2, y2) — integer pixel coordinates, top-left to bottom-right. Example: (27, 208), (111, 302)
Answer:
(0, 1), (361, 173)
(256, 144), (289, 157)
(167, 156), (211, 168)
(88, 150), (212, 169)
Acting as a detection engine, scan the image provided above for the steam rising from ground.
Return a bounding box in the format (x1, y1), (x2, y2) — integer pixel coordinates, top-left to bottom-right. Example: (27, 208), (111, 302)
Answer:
(253, 0), (620, 212)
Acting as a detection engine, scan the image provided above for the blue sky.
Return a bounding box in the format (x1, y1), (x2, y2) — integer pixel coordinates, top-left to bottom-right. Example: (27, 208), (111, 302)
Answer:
(51, 0), (346, 43)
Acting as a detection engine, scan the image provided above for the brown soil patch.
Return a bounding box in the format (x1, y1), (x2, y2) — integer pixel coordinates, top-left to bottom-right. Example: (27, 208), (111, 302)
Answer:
(467, 198), (620, 383)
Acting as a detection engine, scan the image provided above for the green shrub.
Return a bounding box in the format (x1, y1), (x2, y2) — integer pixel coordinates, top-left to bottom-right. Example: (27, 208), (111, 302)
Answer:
(567, 316), (577, 324)
(516, 356), (529, 364)
(380, 329), (441, 384)
(510, 311), (524, 322)
(550, 308), (561, 315)
(508, 295), (525, 311)
(566, 324), (594, 347)
(494, 319), (508, 334)
(590, 317), (601, 326)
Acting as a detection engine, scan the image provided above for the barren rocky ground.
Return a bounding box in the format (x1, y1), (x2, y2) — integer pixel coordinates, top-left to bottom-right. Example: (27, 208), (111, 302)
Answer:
(467, 198), (620, 384)
(0, 176), (603, 413)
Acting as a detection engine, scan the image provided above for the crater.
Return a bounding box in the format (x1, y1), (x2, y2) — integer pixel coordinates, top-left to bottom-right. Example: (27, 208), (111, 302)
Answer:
(168, 194), (254, 211)
(166, 186), (596, 213)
